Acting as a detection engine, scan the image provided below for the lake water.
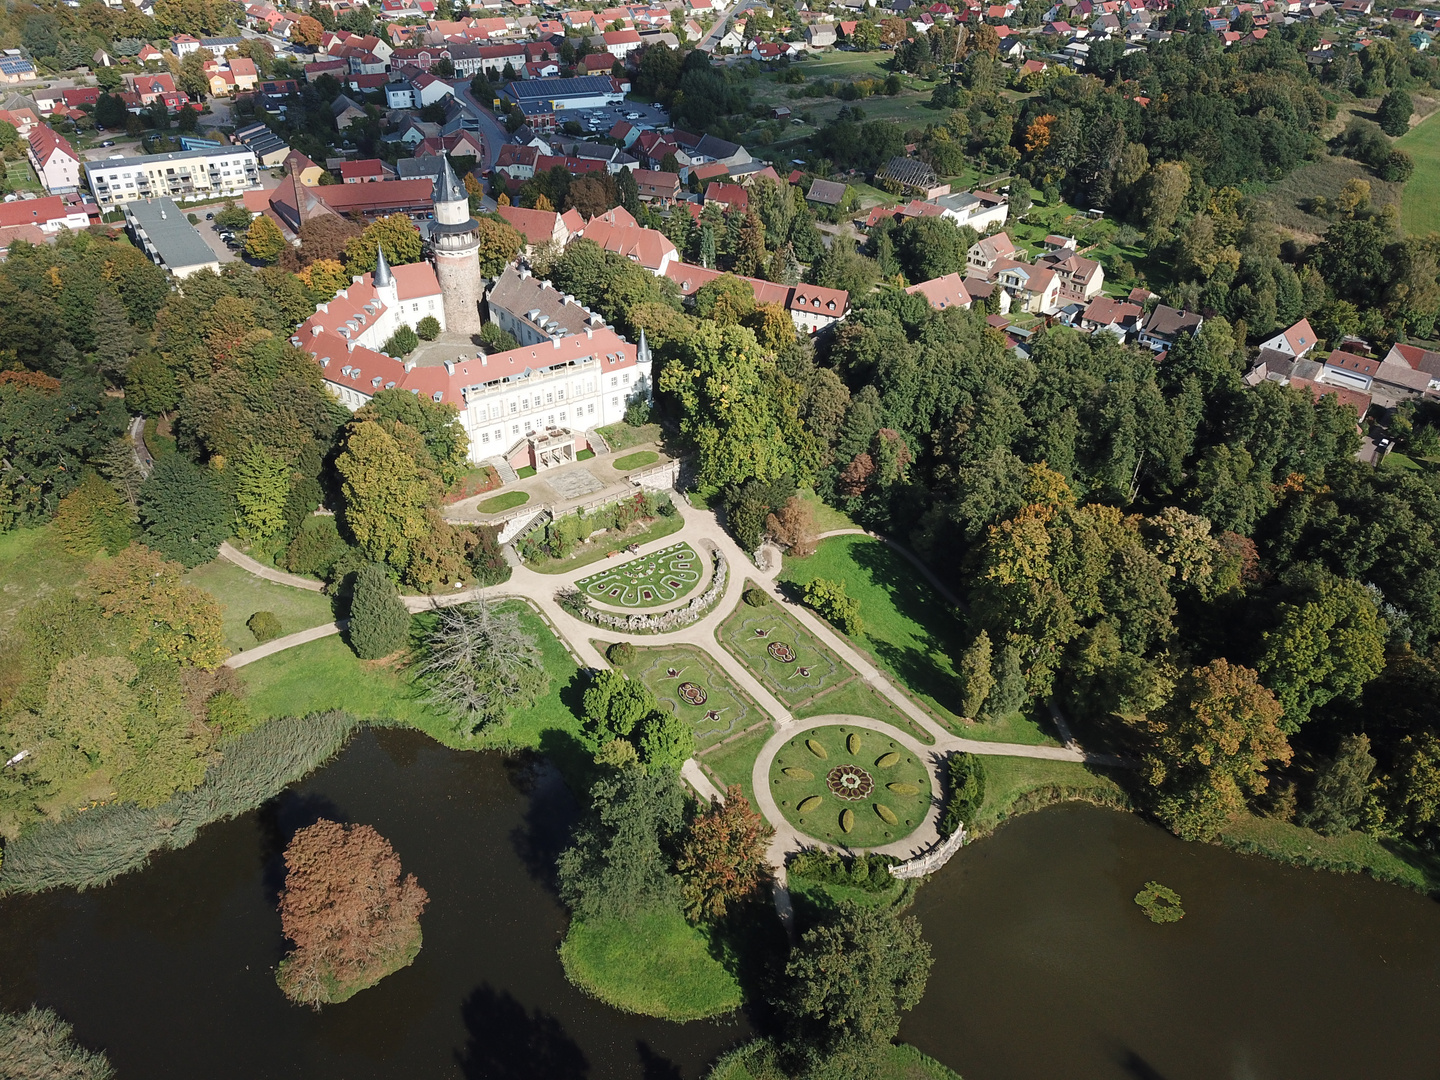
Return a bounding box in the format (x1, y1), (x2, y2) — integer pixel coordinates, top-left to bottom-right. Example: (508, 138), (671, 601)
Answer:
(903, 803), (1440, 1080)
(0, 729), (747, 1080)
(4, 732), (1440, 1080)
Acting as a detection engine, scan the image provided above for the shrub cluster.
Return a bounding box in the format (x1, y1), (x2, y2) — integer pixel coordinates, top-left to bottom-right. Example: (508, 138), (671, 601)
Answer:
(787, 850), (898, 893)
(938, 753), (986, 838)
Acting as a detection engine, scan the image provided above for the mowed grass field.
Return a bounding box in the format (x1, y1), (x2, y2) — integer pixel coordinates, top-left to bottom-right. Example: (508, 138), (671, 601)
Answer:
(1398, 109), (1440, 235)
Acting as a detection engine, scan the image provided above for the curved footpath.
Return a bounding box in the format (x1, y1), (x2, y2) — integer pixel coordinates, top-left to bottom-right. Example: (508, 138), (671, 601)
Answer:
(216, 498), (1125, 877)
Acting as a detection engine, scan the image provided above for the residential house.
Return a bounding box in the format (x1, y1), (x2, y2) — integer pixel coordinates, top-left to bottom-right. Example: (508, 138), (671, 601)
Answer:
(1257, 317), (1318, 359)
(233, 121), (290, 167)
(0, 194), (97, 253)
(704, 181), (749, 213)
(1036, 248), (1104, 304)
(991, 259), (1062, 314)
(1136, 304), (1203, 350)
(285, 149), (326, 186)
(788, 284), (850, 333)
(27, 126), (82, 194)
(575, 205), (678, 275)
(1320, 349), (1379, 392)
(341, 158), (389, 183)
(967, 231), (1016, 272)
(0, 56), (36, 82)
(633, 169), (681, 205)
(495, 143), (540, 182)
(1078, 295), (1143, 337)
(1375, 341), (1440, 395)
(497, 202), (584, 248)
(807, 178), (848, 207)
(806, 23), (838, 46)
(332, 94), (368, 129)
(905, 272), (971, 310)
(931, 188), (1008, 231)
(602, 28), (644, 57)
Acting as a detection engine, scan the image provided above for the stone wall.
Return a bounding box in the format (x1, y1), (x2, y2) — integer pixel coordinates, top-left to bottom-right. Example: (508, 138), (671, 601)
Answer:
(888, 822), (967, 880)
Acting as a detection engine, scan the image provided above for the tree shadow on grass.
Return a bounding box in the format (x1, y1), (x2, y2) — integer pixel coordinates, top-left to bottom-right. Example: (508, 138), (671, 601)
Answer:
(456, 983), (590, 1080)
(703, 896), (788, 1037)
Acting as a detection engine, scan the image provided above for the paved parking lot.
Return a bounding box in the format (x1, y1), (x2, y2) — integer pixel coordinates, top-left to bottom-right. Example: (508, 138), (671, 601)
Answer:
(559, 100), (670, 135)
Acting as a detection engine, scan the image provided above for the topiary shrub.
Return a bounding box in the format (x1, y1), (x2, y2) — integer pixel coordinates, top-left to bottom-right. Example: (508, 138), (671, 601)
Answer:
(247, 610), (282, 643)
(348, 563), (411, 659)
(743, 586), (770, 607)
(606, 640), (635, 666)
(416, 315), (441, 340)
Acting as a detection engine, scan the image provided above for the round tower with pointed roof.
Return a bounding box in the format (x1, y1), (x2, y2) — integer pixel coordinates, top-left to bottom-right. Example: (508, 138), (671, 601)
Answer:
(430, 154), (483, 335)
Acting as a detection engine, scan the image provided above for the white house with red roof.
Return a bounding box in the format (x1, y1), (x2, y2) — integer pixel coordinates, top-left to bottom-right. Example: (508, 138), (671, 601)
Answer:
(575, 205), (678, 275)
(1257, 317), (1318, 360)
(602, 28), (644, 57)
(27, 126), (81, 194)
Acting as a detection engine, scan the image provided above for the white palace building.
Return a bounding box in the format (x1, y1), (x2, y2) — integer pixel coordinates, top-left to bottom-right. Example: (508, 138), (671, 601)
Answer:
(292, 158), (651, 470)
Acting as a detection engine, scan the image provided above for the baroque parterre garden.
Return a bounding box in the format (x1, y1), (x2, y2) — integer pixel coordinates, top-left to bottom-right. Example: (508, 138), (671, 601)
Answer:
(576, 541), (704, 608)
(771, 725), (932, 848)
(624, 645), (763, 748)
(719, 599), (847, 706)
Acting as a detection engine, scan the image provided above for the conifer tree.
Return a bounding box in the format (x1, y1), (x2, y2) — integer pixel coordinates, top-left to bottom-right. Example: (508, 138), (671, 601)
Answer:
(348, 562), (411, 659)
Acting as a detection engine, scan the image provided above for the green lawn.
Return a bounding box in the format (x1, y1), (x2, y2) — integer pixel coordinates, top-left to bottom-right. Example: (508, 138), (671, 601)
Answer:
(476, 490), (530, 513)
(780, 536), (1058, 747)
(1397, 108), (1440, 235)
(779, 538), (959, 714)
(621, 644), (767, 748)
(708, 1041), (961, 1080)
(596, 420), (661, 451)
(718, 598), (849, 707)
(559, 907), (743, 1021)
(770, 725), (931, 848)
(792, 678), (919, 735)
(0, 524), (98, 635)
(966, 756), (1129, 840)
(794, 487), (860, 534)
(1219, 813), (1440, 895)
(238, 602), (584, 756)
(576, 541), (704, 608)
(184, 558), (337, 654)
(525, 513), (684, 574)
(698, 724), (774, 808)
(4, 159), (43, 193)
(613, 449), (660, 470)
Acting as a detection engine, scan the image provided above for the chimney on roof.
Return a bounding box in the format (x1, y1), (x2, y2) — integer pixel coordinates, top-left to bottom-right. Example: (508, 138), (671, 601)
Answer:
(443, 360), (455, 375)
(404, 359), (416, 372)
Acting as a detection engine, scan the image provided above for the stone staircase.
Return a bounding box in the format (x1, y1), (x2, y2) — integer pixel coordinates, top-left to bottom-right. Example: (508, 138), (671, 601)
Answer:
(488, 455), (519, 484)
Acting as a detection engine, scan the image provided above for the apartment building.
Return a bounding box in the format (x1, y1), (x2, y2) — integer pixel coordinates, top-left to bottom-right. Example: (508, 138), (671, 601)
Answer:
(84, 146), (261, 210)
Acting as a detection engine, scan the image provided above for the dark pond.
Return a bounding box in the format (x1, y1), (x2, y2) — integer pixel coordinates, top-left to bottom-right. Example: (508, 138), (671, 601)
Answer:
(902, 803), (1440, 1080)
(0, 728), (748, 1080)
(7, 734), (1440, 1080)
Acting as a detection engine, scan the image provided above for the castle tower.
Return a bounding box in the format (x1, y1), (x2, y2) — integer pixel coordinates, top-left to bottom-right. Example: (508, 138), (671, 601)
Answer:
(430, 154), (484, 336)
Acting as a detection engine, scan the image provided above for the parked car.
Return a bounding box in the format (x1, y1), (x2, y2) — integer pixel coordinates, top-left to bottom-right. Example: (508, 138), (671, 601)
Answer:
(99, 140), (114, 147)
(205, 212), (214, 220)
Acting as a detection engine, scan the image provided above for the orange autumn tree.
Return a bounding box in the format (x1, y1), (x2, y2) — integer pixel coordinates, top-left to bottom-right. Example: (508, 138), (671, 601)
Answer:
(277, 820), (429, 1007)
(676, 786), (775, 922)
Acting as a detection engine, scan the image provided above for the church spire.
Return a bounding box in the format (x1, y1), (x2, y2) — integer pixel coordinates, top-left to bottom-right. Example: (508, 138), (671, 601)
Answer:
(374, 243), (393, 289)
(638, 327), (650, 365)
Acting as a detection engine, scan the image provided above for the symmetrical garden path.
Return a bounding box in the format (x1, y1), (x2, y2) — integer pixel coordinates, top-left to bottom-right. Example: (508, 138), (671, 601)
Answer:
(216, 498), (1125, 878)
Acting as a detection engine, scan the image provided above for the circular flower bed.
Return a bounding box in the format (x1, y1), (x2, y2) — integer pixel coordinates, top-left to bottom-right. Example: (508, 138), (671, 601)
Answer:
(826, 764), (874, 801)
(769, 725), (931, 848)
(767, 641), (796, 663)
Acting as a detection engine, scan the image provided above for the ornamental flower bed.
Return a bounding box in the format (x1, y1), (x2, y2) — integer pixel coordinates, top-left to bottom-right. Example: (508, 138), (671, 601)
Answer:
(769, 725), (932, 848)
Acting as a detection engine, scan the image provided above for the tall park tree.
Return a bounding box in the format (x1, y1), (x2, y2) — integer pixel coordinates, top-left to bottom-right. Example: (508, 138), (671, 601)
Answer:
(138, 454), (231, 567)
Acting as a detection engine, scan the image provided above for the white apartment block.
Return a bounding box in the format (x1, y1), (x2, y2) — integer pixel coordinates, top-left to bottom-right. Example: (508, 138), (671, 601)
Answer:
(84, 146), (261, 210)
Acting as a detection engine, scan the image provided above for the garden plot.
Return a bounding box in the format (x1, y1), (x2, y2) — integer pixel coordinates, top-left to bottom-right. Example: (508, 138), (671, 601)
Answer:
(625, 645), (764, 748)
(719, 601), (847, 707)
(577, 542), (704, 608)
(770, 725), (931, 848)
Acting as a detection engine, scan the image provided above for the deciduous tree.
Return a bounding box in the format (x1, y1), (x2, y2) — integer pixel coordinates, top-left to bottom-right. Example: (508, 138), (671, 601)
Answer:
(277, 819), (429, 1007)
(676, 786), (774, 922)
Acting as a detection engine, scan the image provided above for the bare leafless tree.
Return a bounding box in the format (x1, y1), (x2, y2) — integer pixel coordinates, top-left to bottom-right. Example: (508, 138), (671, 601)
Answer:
(417, 599), (549, 734)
